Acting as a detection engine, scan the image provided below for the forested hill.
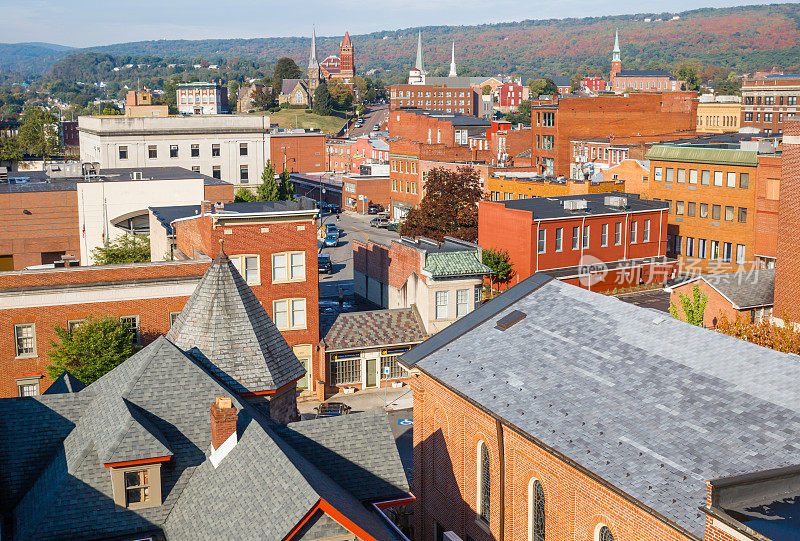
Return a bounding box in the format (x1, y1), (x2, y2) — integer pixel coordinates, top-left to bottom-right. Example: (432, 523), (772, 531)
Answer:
(3, 3), (800, 77)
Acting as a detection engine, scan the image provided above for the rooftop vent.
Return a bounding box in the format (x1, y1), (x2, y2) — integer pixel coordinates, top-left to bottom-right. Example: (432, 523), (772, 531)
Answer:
(496, 310), (527, 331)
(604, 195), (628, 208)
(563, 199), (588, 211)
(131, 171), (143, 180)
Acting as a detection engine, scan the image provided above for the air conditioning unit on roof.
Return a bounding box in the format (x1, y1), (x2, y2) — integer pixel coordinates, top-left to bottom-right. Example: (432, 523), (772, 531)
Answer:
(563, 199), (588, 211)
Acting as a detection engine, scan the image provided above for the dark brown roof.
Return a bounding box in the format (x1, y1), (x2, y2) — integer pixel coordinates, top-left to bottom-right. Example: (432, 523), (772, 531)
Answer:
(324, 307), (427, 352)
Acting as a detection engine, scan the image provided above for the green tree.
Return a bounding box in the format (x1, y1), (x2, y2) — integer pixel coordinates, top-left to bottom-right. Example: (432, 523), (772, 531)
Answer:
(482, 85), (492, 95)
(18, 107), (62, 160)
(47, 316), (139, 384)
(91, 234), (151, 265)
(313, 81), (333, 116)
(505, 99), (531, 126)
(401, 167), (483, 242)
(234, 187), (256, 202)
(482, 248), (514, 282)
(278, 169), (295, 200)
(256, 159), (280, 201)
(528, 78), (558, 99)
(676, 64), (701, 91)
(272, 57), (302, 96)
(328, 79), (353, 110)
(669, 284), (708, 326)
(0, 134), (23, 162)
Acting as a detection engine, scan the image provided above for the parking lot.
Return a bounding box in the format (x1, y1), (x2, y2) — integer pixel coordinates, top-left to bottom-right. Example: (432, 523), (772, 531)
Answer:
(317, 211), (400, 299)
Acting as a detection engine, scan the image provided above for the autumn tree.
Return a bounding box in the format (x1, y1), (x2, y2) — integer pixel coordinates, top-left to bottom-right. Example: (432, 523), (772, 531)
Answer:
(482, 85), (492, 95)
(401, 167), (483, 242)
(669, 284), (708, 326)
(714, 313), (800, 353)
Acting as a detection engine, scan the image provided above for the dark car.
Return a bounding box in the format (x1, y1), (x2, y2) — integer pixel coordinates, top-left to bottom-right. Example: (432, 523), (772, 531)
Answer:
(367, 203), (384, 215)
(370, 216), (390, 228)
(328, 203), (341, 214)
(317, 253), (332, 274)
(387, 222), (400, 232)
(315, 402), (351, 418)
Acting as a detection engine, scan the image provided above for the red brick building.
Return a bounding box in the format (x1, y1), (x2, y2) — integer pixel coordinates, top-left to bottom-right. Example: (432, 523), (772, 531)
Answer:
(740, 74), (800, 134)
(498, 82), (524, 112)
(478, 192), (676, 291)
(401, 273), (800, 541)
(581, 76), (606, 93)
(530, 92), (698, 177)
(774, 119), (800, 321)
(342, 173), (391, 213)
(325, 136), (389, 174)
(389, 84), (478, 115)
(269, 132), (326, 174)
(388, 109), (490, 147)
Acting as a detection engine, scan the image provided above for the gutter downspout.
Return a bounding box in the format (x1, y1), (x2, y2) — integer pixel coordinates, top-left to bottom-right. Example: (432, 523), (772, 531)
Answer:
(496, 417), (505, 541)
(623, 213), (629, 260)
(534, 220), (540, 274)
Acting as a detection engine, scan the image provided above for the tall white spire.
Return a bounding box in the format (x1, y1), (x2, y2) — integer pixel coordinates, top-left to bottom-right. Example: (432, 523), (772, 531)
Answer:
(308, 26), (319, 69)
(448, 41), (457, 77)
(612, 30), (620, 62)
(414, 31), (424, 71)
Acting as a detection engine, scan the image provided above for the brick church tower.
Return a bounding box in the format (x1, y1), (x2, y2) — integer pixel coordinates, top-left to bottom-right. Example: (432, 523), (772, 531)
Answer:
(774, 118), (800, 322)
(611, 30), (622, 79)
(308, 26), (321, 94)
(339, 31), (354, 79)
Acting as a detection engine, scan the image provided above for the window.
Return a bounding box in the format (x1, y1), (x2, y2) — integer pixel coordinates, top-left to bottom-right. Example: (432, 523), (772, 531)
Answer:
(538, 229), (546, 254)
(212, 166), (221, 179)
(654, 167), (662, 181)
(572, 227), (579, 250)
(331, 354), (361, 385)
(725, 206), (734, 221)
(614, 222), (622, 245)
(190, 144), (199, 158)
(675, 235), (682, 255)
(744, 112), (753, 121)
(701, 170), (710, 185)
(212, 143), (220, 157)
(529, 479), (545, 541)
(119, 145), (128, 160)
(148, 145), (157, 159)
(68, 319), (85, 334)
(738, 207), (748, 224)
(677, 169), (686, 183)
(582, 225), (590, 249)
(676, 201), (684, 215)
(698, 238), (707, 259)
(191, 166), (200, 173)
(665, 168), (674, 183)
(685, 237), (695, 257)
(16, 377), (39, 397)
(456, 289), (470, 318)
(789, 96), (797, 106)
(714, 171), (723, 186)
(14, 323), (36, 357)
(120, 316), (140, 345)
(600, 224), (608, 247)
(726, 172), (736, 188)
(712, 205), (721, 220)
(435, 291), (449, 320)
(125, 469), (151, 506)
(740, 173), (750, 189)
(689, 169), (698, 184)
(723, 242), (732, 263)
(643, 220), (650, 242)
(700, 203), (708, 218)
(273, 299), (306, 330)
(239, 142), (248, 156)
(272, 251), (305, 282)
(597, 525), (614, 541)
(381, 354), (408, 380)
(665, 199), (671, 214)
(710, 240), (720, 260)
(555, 228), (563, 251)
(478, 442), (490, 523)
(630, 221), (637, 244)
(687, 202), (696, 217)
(170, 145), (178, 158)
(231, 255), (260, 284)
(170, 312), (181, 327)
(736, 244), (746, 265)
(240, 165), (249, 182)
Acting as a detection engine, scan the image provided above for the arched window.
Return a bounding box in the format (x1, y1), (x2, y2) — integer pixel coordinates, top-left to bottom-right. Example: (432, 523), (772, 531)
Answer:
(477, 441), (490, 523)
(528, 479), (545, 541)
(596, 525), (614, 541)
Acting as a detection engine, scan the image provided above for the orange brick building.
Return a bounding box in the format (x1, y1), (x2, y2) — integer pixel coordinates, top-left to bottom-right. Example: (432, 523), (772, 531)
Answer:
(401, 273), (800, 541)
(389, 84), (478, 115)
(487, 174), (621, 202)
(388, 109), (490, 147)
(740, 74), (800, 134)
(774, 119), (800, 321)
(530, 92), (698, 177)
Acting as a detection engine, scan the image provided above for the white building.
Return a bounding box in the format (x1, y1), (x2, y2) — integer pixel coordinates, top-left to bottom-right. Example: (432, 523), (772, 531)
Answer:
(176, 81), (228, 115)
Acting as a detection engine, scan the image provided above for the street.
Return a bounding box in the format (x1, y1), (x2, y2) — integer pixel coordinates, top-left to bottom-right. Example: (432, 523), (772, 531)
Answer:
(317, 211), (400, 299)
(348, 103), (388, 137)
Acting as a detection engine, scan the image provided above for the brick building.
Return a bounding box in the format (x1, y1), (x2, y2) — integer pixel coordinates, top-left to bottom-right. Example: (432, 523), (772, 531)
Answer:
(124, 90), (169, 117)
(774, 119), (800, 321)
(609, 32), (686, 92)
(342, 173), (391, 213)
(388, 109), (490, 147)
(696, 96), (741, 134)
(478, 192), (675, 291)
(326, 136), (389, 174)
(530, 92), (698, 177)
(487, 173), (622, 202)
(498, 82), (524, 113)
(740, 73), (800, 134)
(389, 84), (478, 115)
(644, 142), (780, 273)
(176, 81), (229, 115)
(581, 76), (606, 93)
(400, 272), (800, 541)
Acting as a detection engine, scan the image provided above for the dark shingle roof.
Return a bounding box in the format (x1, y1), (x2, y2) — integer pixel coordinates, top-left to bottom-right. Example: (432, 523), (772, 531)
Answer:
(281, 78), (307, 95)
(402, 274), (800, 537)
(324, 307), (427, 351)
(692, 268), (774, 309)
(501, 191), (668, 219)
(42, 371), (86, 395)
(167, 251), (306, 393)
(617, 69), (673, 78)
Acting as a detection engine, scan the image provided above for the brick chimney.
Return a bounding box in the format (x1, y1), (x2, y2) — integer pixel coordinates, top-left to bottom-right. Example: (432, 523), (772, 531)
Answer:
(200, 200), (213, 216)
(210, 396), (237, 451)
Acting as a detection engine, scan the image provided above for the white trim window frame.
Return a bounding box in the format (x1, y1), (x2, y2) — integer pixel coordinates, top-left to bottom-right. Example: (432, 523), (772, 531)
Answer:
(273, 298), (307, 330)
(231, 254), (261, 285)
(14, 323), (37, 358)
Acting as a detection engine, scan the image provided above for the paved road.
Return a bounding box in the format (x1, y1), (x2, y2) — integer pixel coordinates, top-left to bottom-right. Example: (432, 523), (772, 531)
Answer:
(317, 211), (399, 298)
(614, 288), (670, 313)
(349, 104), (388, 137)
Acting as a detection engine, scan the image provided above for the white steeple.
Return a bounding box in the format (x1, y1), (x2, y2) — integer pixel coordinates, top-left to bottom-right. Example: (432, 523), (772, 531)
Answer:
(448, 41), (457, 77)
(612, 30), (620, 63)
(414, 31), (425, 72)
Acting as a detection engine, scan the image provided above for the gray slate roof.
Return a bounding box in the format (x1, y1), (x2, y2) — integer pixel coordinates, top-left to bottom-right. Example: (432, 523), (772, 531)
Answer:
(324, 307), (427, 352)
(402, 274), (800, 538)
(42, 371), (85, 394)
(281, 78), (308, 95)
(167, 251), (306, 393)
(678, 268), (775, 309)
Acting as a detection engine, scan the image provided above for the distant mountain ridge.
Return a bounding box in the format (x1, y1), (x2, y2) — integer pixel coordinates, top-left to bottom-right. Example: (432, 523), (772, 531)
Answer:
(1, 3), (799, 76)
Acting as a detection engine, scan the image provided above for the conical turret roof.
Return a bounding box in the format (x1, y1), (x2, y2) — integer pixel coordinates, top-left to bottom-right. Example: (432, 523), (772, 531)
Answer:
(167, 248), (305, 394)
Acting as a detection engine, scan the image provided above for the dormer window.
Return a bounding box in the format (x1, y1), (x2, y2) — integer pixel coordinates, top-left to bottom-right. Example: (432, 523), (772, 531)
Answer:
(110, 462), (164, 510)
(125, 469), (151, 506)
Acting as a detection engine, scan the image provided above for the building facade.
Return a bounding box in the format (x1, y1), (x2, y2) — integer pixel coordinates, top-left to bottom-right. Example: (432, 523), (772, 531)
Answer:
(696, 97), (741, 133)
(773, 119), (800, 321)
(176, 81), (229, 115)
(740, 74), (800, 134)
(608, 32), (685, 92)
(389, 85), (478, 115)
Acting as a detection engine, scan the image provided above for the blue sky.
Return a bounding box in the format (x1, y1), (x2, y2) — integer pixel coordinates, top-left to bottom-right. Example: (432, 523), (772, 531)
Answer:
(1, 0), (781, 47)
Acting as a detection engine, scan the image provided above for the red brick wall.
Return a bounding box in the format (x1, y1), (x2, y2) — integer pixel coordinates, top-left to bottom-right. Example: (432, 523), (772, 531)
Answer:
(412, 372), (694, 541)
(0, 189), (80, 270)
(352, 239), (420, 290)
(754, 154), (781, 261)
(669, 279), (744, 328)
(203, 183), (234, 203)
(344, 176), (391, 213)
(269, 134), (325, 174)
(389, 110), (458, 146)
(389, 85), (477, 115)
(531, 93), (698, 177)
(774, 119), (800, 320)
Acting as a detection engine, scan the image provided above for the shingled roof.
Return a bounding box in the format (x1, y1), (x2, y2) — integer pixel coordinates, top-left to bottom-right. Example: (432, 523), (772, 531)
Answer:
(670, 269), (775, 310)
(324, 307), (427, 352)
(423, 251), (492, 278)
(167, 250), (305, 394)
(402, 274), (800, 538)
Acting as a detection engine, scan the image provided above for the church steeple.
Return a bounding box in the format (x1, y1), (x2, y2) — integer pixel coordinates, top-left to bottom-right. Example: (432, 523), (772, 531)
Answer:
(448, 41), (457, 77)
(308, 26), (319, 69)
(414, 31), (424, 72)
(610, 30), (622, 80)
(612, 30), (620, 63)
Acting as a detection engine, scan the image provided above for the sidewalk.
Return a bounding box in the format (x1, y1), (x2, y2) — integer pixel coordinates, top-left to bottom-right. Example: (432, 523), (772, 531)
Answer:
(298, 384), (413, 419)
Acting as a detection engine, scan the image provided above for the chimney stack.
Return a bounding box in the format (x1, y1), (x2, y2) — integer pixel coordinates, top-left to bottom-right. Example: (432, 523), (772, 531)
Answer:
(201, 200), (213, 216)
(210, 396), (237, 451)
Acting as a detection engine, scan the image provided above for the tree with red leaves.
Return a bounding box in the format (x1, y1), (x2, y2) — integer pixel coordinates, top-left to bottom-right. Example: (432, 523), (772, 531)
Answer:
(400, 166), (483, 242)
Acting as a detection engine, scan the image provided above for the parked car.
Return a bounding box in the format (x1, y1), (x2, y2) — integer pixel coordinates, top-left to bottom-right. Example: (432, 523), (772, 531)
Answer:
(317, 253), (332, 274)
(367, 203), (384, 215)
(328, 203), (341, 214)
(387, 222), (400, 232)
(314, 402), (351, 418)
(323, 233), (339, 247)
(370, 216), (390, 228)
(325, 223), (338, 235)
(372, 125), (380, 131)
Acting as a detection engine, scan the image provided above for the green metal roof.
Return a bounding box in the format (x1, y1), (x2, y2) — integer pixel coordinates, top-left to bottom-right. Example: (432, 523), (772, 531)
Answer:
(423, 251), (493, 278)
(645, 145), (759, 167)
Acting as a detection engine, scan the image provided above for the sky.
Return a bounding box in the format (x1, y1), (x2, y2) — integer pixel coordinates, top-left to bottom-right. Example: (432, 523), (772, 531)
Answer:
(0, 0), (783, 48)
